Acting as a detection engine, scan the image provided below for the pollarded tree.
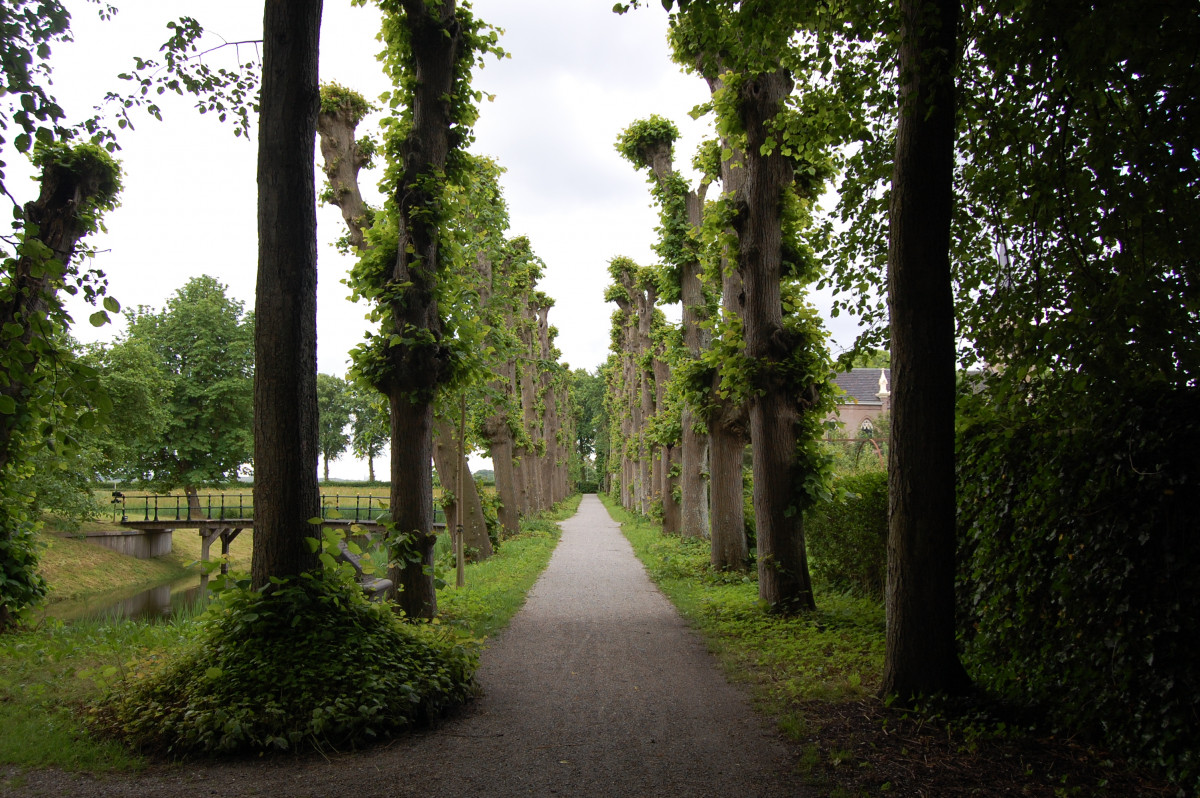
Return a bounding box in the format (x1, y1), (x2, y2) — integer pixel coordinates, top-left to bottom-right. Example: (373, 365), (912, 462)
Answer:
(604, 256), (659, 515)
(616, 115), (712, 538)
(0, 141), (121, 626)
(658, 0), (844, 610)
(316, 373), (352, 482)
(340, 4), (503, 616)
(117, 275), (255, 516)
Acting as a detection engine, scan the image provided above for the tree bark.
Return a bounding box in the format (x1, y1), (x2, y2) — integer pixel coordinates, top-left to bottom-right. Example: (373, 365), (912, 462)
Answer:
(433, 417), (493, 558)
(709, 406), (748, 570)
(680, 410), (710, 536)
(389, 393), (437, 618)
(883, 0), (972, 699)
(483, 411), (520, 535)
(734, 68), (818, 612)
(379, 0), (465, 616)
(251, 0), (323, 588)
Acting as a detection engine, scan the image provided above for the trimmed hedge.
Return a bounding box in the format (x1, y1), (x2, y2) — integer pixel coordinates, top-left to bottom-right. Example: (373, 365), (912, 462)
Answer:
(957, 381), (1200, 792)
(804, 470), (888, 599)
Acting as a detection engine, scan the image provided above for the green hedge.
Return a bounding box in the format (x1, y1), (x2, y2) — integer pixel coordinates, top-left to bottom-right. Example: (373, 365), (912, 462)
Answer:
(957, 380), (1200, 792)
(804, 471), (888, 599)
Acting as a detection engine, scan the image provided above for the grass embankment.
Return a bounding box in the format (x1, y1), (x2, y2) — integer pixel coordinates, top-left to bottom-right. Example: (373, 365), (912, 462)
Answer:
(0, 495), (577, 776)
(36, 520), (254, 609)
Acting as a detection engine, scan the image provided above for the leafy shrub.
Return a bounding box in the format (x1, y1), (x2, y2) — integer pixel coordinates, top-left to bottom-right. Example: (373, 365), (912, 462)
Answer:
(94, 571), (477, 756)
(804, 471), (887, 599)
(957, 379), (1200, 792)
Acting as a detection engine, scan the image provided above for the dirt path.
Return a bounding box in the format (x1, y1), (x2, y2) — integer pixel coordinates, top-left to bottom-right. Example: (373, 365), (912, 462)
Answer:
(7, 495), (806, 797)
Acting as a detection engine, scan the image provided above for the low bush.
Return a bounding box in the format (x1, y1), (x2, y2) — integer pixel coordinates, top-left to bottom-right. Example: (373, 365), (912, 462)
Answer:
(93, 571), (477, 756)
(804, 471), (887, 599)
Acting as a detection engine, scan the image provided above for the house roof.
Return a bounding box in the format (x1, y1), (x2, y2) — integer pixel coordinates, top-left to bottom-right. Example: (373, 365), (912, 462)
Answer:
(832, 368), (890, 405)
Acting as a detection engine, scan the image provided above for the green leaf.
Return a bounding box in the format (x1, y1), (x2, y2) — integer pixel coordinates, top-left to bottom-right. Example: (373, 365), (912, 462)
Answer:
(103, 296), (121, 313)
(0, 396), (16, 414)
(89, 311), (110, 327)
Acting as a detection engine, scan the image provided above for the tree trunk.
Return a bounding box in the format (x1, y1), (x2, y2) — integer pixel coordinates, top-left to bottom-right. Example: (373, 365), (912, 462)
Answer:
(433, 417), (493, 558)
(485, 419), (520, 535)
(709, 410), (748, 570)
(679, 252), (711, 539)
(316, 103), (371, 251)
(641, 140), (711, 539)
(883, 0), (971, 699)
(653, 353), (681, 533)
(379, 0), (465, 616)
(185, 486), (202, 521)
(251, 0), (323, 588)
(0, 149), (119, 474)
(680, 408), (710, 537)
(389, 393), (438, 618)
(734, 68), (818, 612)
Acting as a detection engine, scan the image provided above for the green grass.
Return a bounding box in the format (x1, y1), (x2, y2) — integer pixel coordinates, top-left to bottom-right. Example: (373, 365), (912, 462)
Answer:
(438, 494), (580, 641)
(0, 494), (579, 773)
(0, 615), (194, 772)
(599, 493), (885, 735)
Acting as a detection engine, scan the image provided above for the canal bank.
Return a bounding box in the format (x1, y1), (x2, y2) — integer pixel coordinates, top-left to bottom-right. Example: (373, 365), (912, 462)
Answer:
(34, 520), (254, 619)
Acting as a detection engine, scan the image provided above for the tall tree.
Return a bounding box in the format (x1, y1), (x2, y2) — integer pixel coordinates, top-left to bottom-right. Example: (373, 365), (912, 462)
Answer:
(0, 141), (121, 626)
(661, 0), (843, 608)
(616, 115), (711, 537)
(343, 1), (503, 617)
(251, 0), (324, 588)
(882, 0), (971, 698)
(570, 367), (606, 489)
(347, 381), (388, 483)
(316, 373), (352, 482)
(107, 276), (254, 511)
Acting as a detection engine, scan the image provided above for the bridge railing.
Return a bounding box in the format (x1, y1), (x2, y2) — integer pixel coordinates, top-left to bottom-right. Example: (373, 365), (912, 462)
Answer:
(112, 492), (446, 526)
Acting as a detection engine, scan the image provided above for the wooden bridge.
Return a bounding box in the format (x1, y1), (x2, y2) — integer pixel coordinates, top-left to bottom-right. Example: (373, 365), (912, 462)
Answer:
(105, 492), (446, 569)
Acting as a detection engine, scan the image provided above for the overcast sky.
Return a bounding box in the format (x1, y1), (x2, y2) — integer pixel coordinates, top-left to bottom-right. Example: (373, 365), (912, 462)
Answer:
(13, 0), (861, 478)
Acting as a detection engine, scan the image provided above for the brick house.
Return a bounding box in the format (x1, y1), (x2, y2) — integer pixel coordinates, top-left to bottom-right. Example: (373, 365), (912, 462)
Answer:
(828, 367), (891, 436)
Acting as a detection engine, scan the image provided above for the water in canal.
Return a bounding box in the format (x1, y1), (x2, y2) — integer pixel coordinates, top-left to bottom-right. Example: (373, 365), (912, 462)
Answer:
(43, 575), (211, 624)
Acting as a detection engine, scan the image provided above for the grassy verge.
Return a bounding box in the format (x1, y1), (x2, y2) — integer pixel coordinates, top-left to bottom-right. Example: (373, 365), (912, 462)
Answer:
(438, 493), (579, 641)
(600, 494), (1169, 797)
(0, 495), (578, 775)
(600, 494), (884, 739)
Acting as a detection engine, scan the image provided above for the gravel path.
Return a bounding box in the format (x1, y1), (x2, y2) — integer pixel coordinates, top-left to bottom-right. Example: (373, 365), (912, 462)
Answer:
(6, 495), (806, 797)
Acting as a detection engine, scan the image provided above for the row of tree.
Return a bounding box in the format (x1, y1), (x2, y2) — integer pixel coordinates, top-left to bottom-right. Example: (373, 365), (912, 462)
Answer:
(0, 0), (578, 627)
(314, 76), (574, 612)
(604, 0), (1197, 785)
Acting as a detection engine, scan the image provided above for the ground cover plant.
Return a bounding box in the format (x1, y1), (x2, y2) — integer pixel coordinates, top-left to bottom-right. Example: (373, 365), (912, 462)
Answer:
(0, 497), (575, 771)
(602, 494), (1174, 796)
(92, 568), (479, 756)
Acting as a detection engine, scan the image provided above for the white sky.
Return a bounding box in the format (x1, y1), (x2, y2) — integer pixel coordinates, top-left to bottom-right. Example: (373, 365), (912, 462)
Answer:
(11, 0), (862, 479)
